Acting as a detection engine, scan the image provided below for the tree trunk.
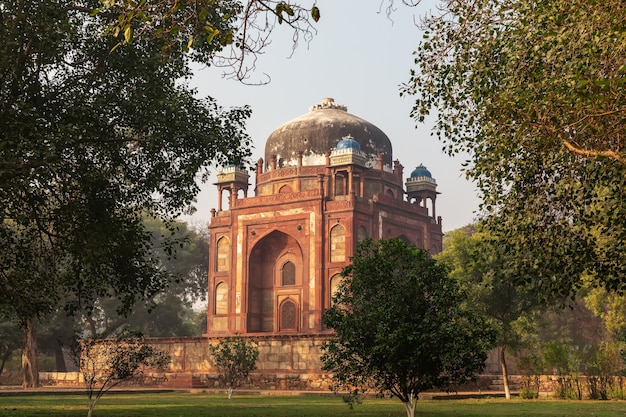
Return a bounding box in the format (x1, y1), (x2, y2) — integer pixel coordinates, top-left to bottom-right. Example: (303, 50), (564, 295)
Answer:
(22, 319), (40, 388)
(54, 344), (67, 372)
(402, 392), (417, 417)
(0, 349), (12, 385)
(500, 345), (511, 400)
(87, 401), (96, 417)
(87, 315), (97, 339)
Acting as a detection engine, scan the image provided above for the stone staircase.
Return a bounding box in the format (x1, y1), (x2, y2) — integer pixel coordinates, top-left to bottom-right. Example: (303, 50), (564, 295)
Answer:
(488, 375), (520, 392)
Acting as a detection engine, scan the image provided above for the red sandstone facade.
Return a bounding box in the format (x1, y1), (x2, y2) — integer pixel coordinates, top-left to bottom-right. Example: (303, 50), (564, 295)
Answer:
(205, 98), (443, 338)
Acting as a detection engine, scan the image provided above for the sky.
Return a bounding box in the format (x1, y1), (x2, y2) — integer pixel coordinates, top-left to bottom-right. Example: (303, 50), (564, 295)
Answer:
(183, 0), (481, 233)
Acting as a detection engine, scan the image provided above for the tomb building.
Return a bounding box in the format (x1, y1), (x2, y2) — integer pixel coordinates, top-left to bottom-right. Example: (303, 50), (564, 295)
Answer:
(206, 98), (442, 338)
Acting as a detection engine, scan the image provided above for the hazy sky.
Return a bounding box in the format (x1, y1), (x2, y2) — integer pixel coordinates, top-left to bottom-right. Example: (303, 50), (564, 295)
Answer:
(184, 0), (480, 233)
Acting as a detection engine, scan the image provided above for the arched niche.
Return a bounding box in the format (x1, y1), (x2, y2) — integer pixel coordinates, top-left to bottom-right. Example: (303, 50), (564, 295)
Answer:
(216, 236), (230, 272)
(397, 234), (411, 245)
(329, 273), (343, 306)
(278, 184), (292, 193)
(330, 224), (346, 263)
(247, 230), (303, 332)
(279, 299), (298, 331)
(281, 261), (296, 286)
(215, 282), (228, 315)
(357, 225), (368, 242)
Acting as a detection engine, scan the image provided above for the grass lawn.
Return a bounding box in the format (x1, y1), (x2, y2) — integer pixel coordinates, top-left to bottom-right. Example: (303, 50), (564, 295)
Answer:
(0, 392), (624, 417)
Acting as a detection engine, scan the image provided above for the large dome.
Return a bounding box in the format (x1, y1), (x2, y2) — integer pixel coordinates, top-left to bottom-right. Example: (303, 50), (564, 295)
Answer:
(265, 98), (393, 170)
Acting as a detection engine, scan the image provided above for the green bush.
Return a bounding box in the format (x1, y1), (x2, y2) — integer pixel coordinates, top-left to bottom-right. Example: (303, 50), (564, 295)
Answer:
(586, 343), (625, 400)
(519, 375), (540, 399)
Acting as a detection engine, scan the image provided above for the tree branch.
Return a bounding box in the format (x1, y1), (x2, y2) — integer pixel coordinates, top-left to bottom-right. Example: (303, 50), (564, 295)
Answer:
(561, 138), (624, 163)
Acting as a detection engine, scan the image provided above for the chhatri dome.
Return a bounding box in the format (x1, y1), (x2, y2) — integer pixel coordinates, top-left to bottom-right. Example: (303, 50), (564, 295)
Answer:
(264, 98), (393, 170)
(336, 135), (361, 150)
(410, 164), (432, 178)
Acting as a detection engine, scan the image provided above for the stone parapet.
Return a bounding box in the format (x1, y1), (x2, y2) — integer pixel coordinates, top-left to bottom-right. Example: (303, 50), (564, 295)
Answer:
(38, 335), (335, 390)
(37, 336), (574, 397)
(154, 334), (333, 390)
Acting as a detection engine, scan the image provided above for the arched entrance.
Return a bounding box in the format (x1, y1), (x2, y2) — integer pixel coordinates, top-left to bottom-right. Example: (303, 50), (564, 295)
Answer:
(247, 231), (303, 332)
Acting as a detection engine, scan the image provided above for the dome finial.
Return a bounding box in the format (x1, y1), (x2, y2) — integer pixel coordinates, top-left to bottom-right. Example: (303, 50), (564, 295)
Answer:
(310, 98), (347, 112)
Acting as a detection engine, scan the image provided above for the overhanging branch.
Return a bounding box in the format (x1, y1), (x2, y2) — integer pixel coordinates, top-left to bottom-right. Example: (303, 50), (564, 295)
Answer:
(561, 138), (624, 163)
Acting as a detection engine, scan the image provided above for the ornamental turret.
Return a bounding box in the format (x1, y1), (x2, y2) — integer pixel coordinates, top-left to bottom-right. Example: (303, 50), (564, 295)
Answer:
(406, 164), (439, 219)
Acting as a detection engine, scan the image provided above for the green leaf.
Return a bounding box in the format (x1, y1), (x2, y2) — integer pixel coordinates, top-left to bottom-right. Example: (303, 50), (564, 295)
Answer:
(311, 6), (320, 22)
(124, 24), (133, 44)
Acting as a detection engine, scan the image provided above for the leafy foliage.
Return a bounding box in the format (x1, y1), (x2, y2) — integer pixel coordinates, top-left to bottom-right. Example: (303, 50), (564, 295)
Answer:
(77, 331), (170, 417)
(437, 226), (543, 349)
(436, 225), (544, 398)
(0, 0), (252, 324)
(402, 0), (626, 301)
(0, 315), (22, 380)
(144, 218), (209, 304)
(100, 0), (323, 81)
(0, 0), (252, 386)
(585, 288), (626, 341)
(322, 239), (495, 417)
(80, 218), (209, 338)
(20, 217), (208, 378)
(209, 335), (259, 398)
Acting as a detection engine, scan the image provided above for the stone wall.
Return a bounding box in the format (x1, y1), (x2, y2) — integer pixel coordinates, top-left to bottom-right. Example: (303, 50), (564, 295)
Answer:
(36, 335), (510, 393)
(147, 334), (334, 390)
(38, 335), (334, 390)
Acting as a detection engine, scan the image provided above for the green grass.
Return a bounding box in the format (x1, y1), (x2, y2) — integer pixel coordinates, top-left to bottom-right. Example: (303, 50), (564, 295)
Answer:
(0, 392), (624, 417)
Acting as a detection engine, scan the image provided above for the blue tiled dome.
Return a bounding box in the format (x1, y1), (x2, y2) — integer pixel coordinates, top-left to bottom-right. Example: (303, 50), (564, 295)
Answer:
(336, 136), (361, 151)
(411, 164), (432, 178)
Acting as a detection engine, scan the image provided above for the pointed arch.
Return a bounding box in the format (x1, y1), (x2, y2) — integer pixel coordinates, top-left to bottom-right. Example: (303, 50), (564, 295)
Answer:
(357, 225), (368, 242)
(215, 282), (228, 315)
(330, 224), (346, 263)
(278, 184), (292, 193)
(329, 273), (343, 306)
(279, 299), (298, 331)
(282, 261), (296, 286)
(248, 230), (303, 333)
(397, 234), (411, 245)
(216, 236), (230, 272)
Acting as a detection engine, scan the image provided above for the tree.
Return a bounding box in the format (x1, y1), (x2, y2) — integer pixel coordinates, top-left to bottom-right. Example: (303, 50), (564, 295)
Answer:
(21, 217), (208, 378)
(585, 288), (626, 342)
(111, 293), (202, 337)
(0, 315), (22, 383)
(101, 0), (322, 82)
(0, 0), (329, 386)
(80, 218), (210, 339)
(76, 332), (170, 417)
(402, 0), (626, 301)
(0, 0), (254, 387)
(322, 239), (495, 417)
(209, 335), (259, 399)
(436, 225), (543, 399)
(144, 218), (209, 305)
(37, 310), (80, 372)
